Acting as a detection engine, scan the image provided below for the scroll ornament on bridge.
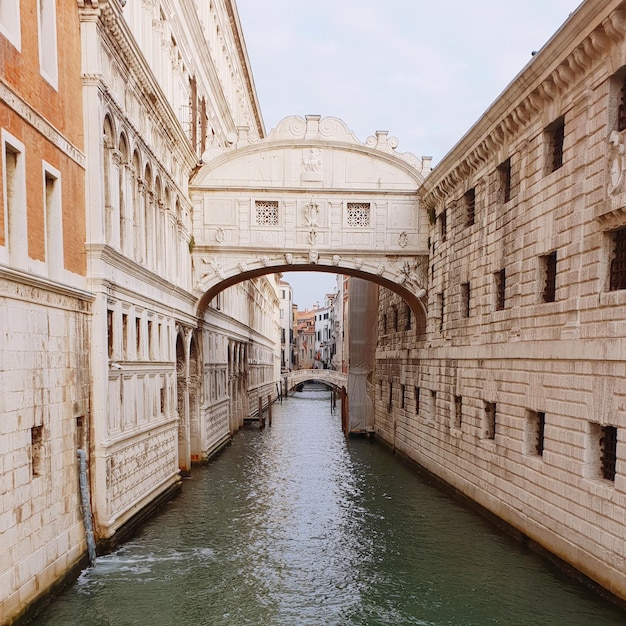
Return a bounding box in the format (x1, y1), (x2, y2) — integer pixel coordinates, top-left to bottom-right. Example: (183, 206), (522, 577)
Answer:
(397, 260), (426, 296)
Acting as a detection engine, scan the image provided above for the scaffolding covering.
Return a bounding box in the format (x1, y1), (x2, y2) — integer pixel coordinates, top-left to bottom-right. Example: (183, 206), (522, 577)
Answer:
(347, 278), (378, 432)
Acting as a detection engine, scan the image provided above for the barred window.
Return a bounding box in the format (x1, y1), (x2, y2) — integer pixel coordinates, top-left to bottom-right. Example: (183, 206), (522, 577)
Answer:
(546, 116), (565, 174)
(464, 188), (475, 226)
(600, 426), (617, 481)
(346, 203), (370, 227)
(498, 158), (511, 204)
(526, 411), (546, 456)
(618, 76), (626, 132)
(495, 269), (506, 311)
(255, 200), (279, 225)
(609, 227), (626, 291)
(541, 252), (557, 302)
(484, 402), (496, 440)
(461, 282), (470, 318)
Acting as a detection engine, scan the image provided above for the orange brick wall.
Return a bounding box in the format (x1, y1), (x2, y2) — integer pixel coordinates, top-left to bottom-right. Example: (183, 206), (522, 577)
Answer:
(0, 0), (85, 275)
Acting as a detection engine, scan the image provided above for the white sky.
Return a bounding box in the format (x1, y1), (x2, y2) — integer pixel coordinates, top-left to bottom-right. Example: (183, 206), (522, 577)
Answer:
(235, 0), (584, 309)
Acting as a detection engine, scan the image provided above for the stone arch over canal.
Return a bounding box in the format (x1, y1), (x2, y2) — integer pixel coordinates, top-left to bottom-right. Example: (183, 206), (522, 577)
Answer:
(189, 115), (432, 319)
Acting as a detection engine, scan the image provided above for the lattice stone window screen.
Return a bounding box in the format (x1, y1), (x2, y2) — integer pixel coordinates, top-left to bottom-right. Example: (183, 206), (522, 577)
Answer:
(255, 200), (279, 225)
(346, 202), (370, 227)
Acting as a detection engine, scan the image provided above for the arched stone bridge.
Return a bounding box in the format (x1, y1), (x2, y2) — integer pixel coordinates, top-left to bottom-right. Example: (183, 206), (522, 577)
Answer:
(189, 115), (432, 319)
(286, 368), (348, 391)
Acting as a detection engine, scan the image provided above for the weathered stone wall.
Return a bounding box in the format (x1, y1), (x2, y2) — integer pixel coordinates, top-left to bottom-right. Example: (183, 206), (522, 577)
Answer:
(0, 275), (91, 622)
(374, 0), (626, 602)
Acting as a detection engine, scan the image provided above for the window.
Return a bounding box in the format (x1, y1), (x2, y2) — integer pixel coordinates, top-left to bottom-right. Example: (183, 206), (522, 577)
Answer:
(38, 0), (58, 89)
(255, 200), (278, 225)
(484, 402), (496, 440)
(43, 164), (63, 280)
(382, 313), (387, 334)
(346, 203), (370, 227)
(494, 269), (506, 311)
(600, 426), (617, 481)
(31, 426), (44, 477)
(545, 116), (565, 174)
(0, 0), (21, 49)
(122, 313), (128, 359)
(541, 252), (557, 302)
(609, 227), (626, 291)
(107, 310), (114, 359)
(405, 304), (411, 330)
(617, 74), (626, 132)
(401, 384), (406, 409)
(454, 395), (462, 429)
(2, 132), (27, 267)
(439, 292), (445, 333)
(415, 387), (420, 415)
(498, 158), (511, 204)
(76, 416), (85, 450)
(439, 209), (447, 242)
(525, 411), (545, 456)
(387, 382), (393, 413)
(136, 317), (142, 357)
(464, 188), (475, 226)
(393, 307), (398, 332)
(461, 282), (470, 318)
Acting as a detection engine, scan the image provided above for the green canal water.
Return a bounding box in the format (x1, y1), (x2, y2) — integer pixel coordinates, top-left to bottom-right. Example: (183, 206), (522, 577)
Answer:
(34, 387), (626, 625)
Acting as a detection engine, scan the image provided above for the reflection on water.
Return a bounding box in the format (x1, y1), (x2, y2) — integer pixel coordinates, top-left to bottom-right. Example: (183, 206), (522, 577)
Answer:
(35, 387), (626, 625)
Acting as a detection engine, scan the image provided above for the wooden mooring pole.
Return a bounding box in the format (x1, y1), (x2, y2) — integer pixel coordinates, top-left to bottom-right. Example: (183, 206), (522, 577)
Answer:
(267, 394), (272, 426)
(259, 396), (265, 429)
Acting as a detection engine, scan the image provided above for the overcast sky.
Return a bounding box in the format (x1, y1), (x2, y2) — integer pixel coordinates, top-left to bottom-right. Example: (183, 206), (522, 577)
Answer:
(235, 0), (583, 309)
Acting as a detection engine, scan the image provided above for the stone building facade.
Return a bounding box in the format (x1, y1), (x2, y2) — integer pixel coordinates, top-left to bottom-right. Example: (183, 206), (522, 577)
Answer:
(0, 1), (92, 621)
(373, 0), (626, 603)
(1, 1), (279, 622)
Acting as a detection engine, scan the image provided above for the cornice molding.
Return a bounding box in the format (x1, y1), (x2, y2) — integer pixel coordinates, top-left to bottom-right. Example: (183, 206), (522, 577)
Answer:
(0, 78), (86, 168)
(420, 0), (626, 206)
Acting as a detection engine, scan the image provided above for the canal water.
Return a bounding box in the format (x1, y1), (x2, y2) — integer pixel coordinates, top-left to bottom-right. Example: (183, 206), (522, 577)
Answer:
(35, 387), (626, 625)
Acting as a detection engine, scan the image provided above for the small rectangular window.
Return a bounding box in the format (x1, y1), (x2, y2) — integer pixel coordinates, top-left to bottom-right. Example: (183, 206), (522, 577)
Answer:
(255, 200), (279, 225)
(415, 386), (420, 414)
(461, 282), (470, 318)
(541, 252), (557, 302)
(3, 133), (27, 267)
(0, 1), (21, 49)
(107, 310), (114, 359)
(387, 382), (393, 413)
(405, 304), (411, 330)
(439, 209), (447, 242)
(495, 269), (506, 311)
(38, 0), (58, 89)
(498, 158), (511, 204)
(121, 313), (128, 359)
(136, 317), (142, 356)
(525, 411), (545, 456)
(454, 395), (462, 429)
(609, 227), (626, 291)
(439, 292), (445, 333)
(484, 402), (496, 440)
(546, 116), (565, 174)
(618, 75), (626, 132)
(44, 165), (63, 279)
(76, 416), (85, 450)
(600, 426), (617, 481)
(401, 384), (406, 409)
(346, 203), (370, 227)
(464, 188), (475, 226)
(31, 425), (44, 477)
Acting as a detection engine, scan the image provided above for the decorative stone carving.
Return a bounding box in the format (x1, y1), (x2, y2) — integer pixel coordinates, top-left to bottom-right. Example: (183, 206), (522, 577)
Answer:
(260, 256), (270, 266)
(308, 229), (318, 245)
(304, 201), (320, 226)
(354, 258), (363, 270)
(238, 262), (248, 273)
(285, 253), (293, 264)
(376, 264), (385, 275)
(215, 227), (225, 243)
(302, 150), (322, 174)
(608, 130), (626, 196)
(398, 231), (408, 248)
(332, 255), (341, 266)
(309, 250), (318, 264)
